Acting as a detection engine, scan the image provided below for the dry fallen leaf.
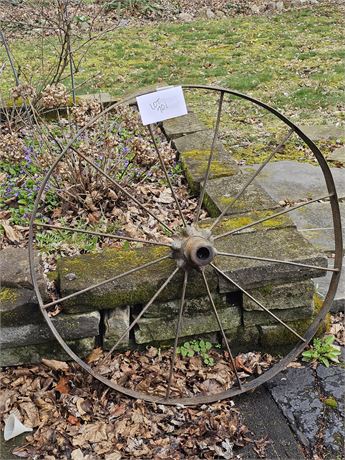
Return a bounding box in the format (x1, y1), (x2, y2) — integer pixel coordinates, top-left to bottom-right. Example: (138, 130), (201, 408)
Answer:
(86, 347), (103, 364)
(104, 452), (122, 460)
(76, 397), (88, 416)
(2, 222), (22, 242)
(71, 448), (84, 460)
(110, 403), (126, 418)
(73, 422), (108, 445)
(55, 376), (70, 394)
(68, 414), (80, 426)
(20, 401), (40, 428)
(41, 359), (69, 372)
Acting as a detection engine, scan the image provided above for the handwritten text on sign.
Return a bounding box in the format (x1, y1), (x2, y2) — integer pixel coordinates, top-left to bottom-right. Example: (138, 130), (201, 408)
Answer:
(136, 86), (188, 126)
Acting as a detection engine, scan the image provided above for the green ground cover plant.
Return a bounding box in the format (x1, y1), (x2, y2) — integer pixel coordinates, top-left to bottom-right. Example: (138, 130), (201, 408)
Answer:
(177, 339), (221, 366)
(302, 335), (341, 367)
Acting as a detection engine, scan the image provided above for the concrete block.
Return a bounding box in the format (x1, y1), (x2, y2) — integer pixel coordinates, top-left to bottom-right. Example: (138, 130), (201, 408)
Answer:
(135, 306), (241, 344)
(103, 306), (130, 351)
(1, 311), (100, 348)
(0, 338), (95, 367)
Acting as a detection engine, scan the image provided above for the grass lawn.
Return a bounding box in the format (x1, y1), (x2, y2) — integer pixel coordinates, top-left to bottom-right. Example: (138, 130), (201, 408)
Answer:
(1, 5), (344, 127)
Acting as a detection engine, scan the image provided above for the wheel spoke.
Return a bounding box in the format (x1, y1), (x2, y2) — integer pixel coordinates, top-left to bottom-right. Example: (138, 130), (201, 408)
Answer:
(210, 129), (294, 231)
(148, 124), (187, 228)
(103, 266), (180, 361)
(165, 270), (188, 399)
(201, 269), (243, 389)
(216, 251), (338, 273)
(194, 91), (224, 224)
(211, 263), (306, 342)
(69, 145), (173, 235)
(42, 254), (171, 309)
(34, 222), (172, 247)
(214, 193), (333, 241)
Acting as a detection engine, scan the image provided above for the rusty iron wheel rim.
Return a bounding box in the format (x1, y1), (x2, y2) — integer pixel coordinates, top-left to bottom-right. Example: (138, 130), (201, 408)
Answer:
(29, 84), (343, 406)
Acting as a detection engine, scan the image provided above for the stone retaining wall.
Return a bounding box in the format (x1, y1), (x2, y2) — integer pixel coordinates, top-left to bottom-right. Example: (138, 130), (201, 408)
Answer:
(0, 108), (331, 366)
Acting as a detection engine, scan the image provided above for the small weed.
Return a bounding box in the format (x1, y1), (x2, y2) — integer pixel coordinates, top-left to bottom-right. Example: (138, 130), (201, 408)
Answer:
(302, 335), (341, 367)
(324, 397), (337, 409)
(177, 339), (218, 366)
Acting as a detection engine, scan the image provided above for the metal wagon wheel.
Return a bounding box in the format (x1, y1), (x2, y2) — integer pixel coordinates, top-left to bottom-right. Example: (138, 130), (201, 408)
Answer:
(29, 85), (343, 406)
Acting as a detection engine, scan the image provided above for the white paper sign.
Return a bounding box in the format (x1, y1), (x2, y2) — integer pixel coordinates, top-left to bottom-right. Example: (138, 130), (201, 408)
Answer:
(136, 86), (188, 126)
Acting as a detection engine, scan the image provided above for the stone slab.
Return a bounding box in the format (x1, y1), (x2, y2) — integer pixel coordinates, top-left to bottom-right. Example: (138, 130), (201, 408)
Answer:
(103, 306), (130, 351)
(1, 311), (100, 348)
(322, 410), (345, 458)
(316, 365), (345, 456)
(328, 145), (345, 165)
(225, 325), (260, 354)
(299, 228), (343, 254)
(0, 337), (95, 366)
(244, 304), (313, 327)
(0, 248), (48, 298)
(243, 280), (315, 311)
(287, 202), (345, 232)
(126, 84), (169, 106)
(236, 386), (305, 459)
(173, 129), (224, 154)
(162, 112), (206, 139)
(134, 306), (241, 344)
(299, 125), (345, 141)
(313, 257), (344, 313)
(244, 160), (345, 201)
(215, 227), (328, 293)
(287, 202), (345, 252)
(316, 365), (345, 414)
(204, 173), (279, 217)
(199, 209), (295, 236)
(0, 286), (40, 326)
(259, 315), (319, 349)
(181, 149), (238, 195)
(78, 92), (113, 106)
(58, 247), (218, 314)
(144, 292), (230, 318)
(173, 130), (239, 193)
(267, 367), (323, 449)
(267, 364), (345, 457)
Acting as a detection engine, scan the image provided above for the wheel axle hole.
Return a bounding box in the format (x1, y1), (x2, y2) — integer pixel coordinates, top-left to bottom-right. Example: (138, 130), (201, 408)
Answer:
(196, 247), (211, 261)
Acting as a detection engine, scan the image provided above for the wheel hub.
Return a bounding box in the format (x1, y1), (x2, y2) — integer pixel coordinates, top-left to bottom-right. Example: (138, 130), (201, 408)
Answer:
(172, 226), (216, 269)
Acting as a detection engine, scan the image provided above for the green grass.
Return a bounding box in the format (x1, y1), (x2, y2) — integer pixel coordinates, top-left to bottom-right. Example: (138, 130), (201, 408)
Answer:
(1, 5), (344, 166)
(1, 6), (344, 123)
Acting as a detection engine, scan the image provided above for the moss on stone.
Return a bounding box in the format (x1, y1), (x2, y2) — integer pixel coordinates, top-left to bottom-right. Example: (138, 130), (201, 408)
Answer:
(225, 325), (260, 354)
(259, 290), (330, 350)
(1, 337), (95, 366)
(198, 210), (293, 234)
(202, 193), (221, 217)
(204, 173), (279, 217)
(59, 246), (170, 278)
(181, 149), (237, 194)
(0, 287), (18, 303)
(135, 306), (241, 344)
(58, 246), (217, 313)
(324, 397), (337, 409)
(257, 284), (274, 296)
(313, 292), (331, 334)
(47, 271), (58, 282)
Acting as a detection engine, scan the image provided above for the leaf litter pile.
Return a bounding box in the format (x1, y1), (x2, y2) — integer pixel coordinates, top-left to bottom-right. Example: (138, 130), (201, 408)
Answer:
(0, 349), (274, 459)
(93, 346), (275, 399)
